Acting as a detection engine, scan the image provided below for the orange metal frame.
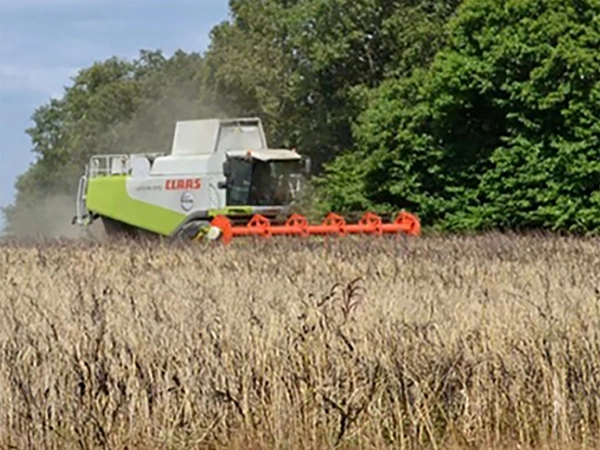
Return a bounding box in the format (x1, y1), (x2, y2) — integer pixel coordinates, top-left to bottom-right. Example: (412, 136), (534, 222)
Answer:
(209, 211), (421, 244)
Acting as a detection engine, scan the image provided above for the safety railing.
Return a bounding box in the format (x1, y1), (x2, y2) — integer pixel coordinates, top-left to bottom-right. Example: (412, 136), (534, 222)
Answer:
(88, 153), (165, 178)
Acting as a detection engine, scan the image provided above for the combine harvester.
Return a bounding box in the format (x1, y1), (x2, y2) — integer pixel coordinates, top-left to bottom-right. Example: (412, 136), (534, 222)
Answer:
(72, 117), (420, 244)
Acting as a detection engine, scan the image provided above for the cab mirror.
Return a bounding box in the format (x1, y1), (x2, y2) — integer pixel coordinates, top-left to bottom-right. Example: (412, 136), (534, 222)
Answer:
(217, 180), (227, 189)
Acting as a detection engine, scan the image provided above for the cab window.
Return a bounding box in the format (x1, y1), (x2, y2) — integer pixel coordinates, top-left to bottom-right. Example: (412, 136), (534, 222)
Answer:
(226, 158), (252, 205)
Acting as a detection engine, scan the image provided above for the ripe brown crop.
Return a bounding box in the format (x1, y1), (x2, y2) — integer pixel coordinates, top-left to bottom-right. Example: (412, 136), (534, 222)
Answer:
(1, 232), (599, 449)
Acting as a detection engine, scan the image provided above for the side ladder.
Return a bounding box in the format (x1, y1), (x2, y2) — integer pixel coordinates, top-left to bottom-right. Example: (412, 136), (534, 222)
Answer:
(73, 166), (90, 226)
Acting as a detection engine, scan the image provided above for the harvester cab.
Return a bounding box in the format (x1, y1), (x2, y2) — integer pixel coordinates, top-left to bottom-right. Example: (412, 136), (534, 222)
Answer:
(221, 147), (308, 208)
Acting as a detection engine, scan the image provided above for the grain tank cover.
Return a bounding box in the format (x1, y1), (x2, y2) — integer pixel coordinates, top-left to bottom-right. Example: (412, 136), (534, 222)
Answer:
(171, 119), (220, 155)
(171, 118), (268, 156)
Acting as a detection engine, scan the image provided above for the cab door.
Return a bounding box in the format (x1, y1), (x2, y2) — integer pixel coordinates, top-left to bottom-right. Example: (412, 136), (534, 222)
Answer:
(226, 158), (253, 206)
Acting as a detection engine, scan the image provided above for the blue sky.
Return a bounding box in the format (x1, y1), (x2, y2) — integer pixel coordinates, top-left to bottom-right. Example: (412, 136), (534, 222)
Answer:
(0, 0), (229, 231)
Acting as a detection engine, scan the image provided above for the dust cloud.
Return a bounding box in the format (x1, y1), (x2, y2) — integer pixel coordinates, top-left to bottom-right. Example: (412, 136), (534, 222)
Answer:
(1, 192), (82, 240)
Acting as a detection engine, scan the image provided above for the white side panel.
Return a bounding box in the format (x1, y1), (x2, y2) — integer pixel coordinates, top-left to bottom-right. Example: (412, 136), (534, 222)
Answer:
(130, 157), (150, 178)
(125, 174), (225, 214)
(150, 154), (223, 176)
(171, 119), (220, 156)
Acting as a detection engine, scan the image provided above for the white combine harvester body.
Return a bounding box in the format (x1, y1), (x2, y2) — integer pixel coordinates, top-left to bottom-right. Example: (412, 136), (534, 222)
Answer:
(74, 117), (309, 240)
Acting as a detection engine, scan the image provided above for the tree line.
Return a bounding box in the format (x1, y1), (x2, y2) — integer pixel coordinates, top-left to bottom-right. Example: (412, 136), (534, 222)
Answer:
(3, 0), (599, 235)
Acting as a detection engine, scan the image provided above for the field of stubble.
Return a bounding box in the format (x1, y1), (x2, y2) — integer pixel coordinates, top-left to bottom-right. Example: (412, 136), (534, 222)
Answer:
(1, 233), (599, 450)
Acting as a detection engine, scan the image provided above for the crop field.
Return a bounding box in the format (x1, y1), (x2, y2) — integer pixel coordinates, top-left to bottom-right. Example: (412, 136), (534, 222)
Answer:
(1, 233), (599, 450)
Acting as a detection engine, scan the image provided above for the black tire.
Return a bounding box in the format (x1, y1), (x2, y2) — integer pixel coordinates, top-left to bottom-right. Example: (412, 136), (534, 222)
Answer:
(175, 220), (211, 241)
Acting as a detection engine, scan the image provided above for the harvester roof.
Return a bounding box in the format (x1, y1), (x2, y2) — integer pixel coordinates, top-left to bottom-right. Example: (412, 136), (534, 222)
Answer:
(226, 148), (302, 161)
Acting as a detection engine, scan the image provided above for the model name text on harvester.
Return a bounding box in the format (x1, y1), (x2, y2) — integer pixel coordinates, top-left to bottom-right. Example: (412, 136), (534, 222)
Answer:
(165, 178), (202, 190)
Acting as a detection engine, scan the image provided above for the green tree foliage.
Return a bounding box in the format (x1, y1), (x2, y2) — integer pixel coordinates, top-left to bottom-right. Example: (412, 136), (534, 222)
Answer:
(4, 0), (597, 235)
(320, 0), (600, 232)
(201, 0), (460, 170)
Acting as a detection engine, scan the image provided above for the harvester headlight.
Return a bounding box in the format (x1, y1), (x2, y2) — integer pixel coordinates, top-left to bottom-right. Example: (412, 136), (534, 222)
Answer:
(206, 226), (221, 240)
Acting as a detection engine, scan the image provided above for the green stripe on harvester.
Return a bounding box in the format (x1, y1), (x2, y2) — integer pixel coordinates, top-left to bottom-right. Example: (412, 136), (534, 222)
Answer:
(207, 206), (254, 216)
(86, 176), (185, 236)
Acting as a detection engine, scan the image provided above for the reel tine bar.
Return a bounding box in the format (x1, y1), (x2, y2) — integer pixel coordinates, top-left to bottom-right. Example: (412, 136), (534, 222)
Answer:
(210, 211), (421, 244)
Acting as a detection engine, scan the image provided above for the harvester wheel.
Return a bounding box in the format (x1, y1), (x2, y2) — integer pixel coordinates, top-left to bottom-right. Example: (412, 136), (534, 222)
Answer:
(175, 220), (219, 242)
